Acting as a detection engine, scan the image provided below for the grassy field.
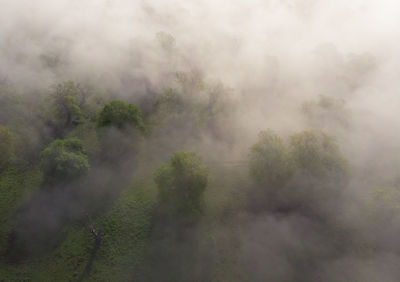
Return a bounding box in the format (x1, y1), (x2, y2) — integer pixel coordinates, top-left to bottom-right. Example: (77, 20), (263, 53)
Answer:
(0, 166), (157, 281)
(0, 161), (250, 281)
(0, 166), (42, 255)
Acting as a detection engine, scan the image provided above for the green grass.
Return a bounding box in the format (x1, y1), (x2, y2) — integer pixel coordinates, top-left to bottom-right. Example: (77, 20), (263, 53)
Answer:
(199, 166), (249, 282)
(2, 225), (93, 281)
(87, 174), (157, 281)
(0, 166), (42, 254)
(0, 167), (157, 282)
(0, 161), (249, 282)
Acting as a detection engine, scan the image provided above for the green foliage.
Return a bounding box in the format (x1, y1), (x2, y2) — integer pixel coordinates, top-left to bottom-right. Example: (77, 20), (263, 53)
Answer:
(250, 130), (347, 183)
(98, 100), (145, 131)
(249, 130), (348, 212)
(66, 123), (101, 159)
(0, 167), (156, 281)
(96, 101), (146, 163)
(40, 138), (90, 184)
(0, 166), (42, 254)
(289, 130), (347, 180)
(0, 85), (51, 166)
(249, 130), (293, 187)
(155, 152), (208, 223)
(0, 224), (92, 281)
(147, 80), (235, 160)
(0, 126), (15, 170)
(89, 180), (156, 281)
(46, 81), (84, 134)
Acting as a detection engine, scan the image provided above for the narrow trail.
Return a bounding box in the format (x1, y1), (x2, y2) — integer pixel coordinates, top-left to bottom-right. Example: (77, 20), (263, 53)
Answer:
(77, 213), (102, 282)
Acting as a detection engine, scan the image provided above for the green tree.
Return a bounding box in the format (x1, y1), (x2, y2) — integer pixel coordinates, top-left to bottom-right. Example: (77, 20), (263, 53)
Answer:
(44, 81), (86, 137)
(249, 130), (293, 187)
(0, 126), (15, 170)
(154, 152), (208, 223)
(40, 138), (90, 184)
(289, 130), (347, 180)
(248, 130), (348, 213)
(52, 81), (83, 125)
(98, 100), (145, 131)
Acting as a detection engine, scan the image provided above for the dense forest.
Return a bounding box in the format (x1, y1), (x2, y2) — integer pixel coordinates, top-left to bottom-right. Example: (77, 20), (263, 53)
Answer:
(1, 1), (400, 281)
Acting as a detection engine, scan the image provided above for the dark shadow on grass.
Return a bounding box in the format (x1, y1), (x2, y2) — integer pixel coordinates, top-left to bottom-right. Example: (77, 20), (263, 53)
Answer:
(77, 230), (102, 282)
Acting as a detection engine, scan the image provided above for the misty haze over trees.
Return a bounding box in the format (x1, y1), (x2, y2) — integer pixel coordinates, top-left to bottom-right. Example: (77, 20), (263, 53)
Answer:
(1, 0), (400, 281)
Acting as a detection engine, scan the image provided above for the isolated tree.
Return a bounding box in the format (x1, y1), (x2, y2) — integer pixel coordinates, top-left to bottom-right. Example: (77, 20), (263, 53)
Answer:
(40, 138), (90, 184)
(98, 100), (145, 131)
(0, 126), (15, 170)
(154, 152), (208, 223)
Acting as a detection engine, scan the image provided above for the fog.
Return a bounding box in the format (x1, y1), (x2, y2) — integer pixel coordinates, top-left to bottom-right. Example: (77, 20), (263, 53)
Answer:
(1, 0), (400, 281)
(2, 0), (400, 146)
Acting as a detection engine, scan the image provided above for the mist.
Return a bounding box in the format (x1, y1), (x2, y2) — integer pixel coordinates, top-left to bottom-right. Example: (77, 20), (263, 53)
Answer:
(1, 0), (400, 281)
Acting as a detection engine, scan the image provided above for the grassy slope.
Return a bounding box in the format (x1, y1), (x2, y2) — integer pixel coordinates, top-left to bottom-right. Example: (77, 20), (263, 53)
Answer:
(200, 166), (248, 282)
(0, 168), (157, 282)
(0, 166), (42, 255)
(0, 160), (248, 281)
(87, 173), (156, 281)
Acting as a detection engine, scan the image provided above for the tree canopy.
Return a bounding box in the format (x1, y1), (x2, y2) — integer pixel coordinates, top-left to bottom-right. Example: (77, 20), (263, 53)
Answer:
(289, 130), (347, 180)
(53, 82), (83, 123)
(40, 137), (90, 184)
(249, 130), (348, 213)
(42, 81), (88, 138)
(249, 130), (293, 187)
(98, 100), (145, 131)
(154, 151), (208, 223)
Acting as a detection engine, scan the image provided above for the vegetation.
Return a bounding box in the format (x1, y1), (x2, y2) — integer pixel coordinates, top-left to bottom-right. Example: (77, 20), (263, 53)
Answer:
(249, 130), (348, 214)
(289, 130), (347, 180)
(98, 100), (145, 131)
(249, 130), (293, 187)
(155, 151), (208, 224)
(44, 81), (85, 137)
(0, 126), (15, 170)
(1, 0), (399, 279)
(0, 73), (395, 281)
(40, 138), (90, 184)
